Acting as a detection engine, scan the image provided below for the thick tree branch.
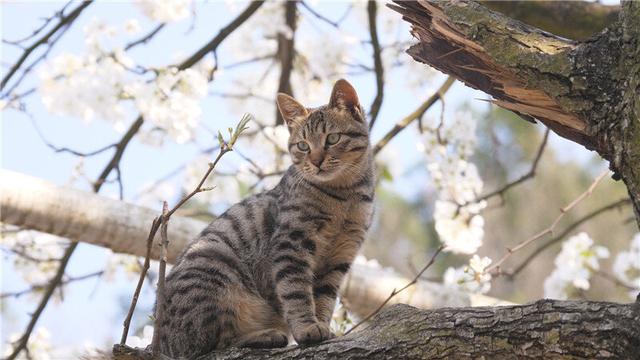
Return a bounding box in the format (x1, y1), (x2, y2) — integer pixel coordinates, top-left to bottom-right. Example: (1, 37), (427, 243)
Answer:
(480, 1), (620, 41)
(0, 169), (508, 319)
(389, 0), (640, 227)
(112, 299), (640, 359)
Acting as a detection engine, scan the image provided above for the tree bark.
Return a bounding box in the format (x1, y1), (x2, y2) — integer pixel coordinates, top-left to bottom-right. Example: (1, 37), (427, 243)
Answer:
(0, 169), (508, 318)
(112, 299), (640, 359)
(480, 1), (619, 41)
(388, 0), (640, 227)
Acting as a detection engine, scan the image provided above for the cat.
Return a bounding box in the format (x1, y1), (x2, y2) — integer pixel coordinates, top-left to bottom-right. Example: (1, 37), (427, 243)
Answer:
(157, 79), (375, 358)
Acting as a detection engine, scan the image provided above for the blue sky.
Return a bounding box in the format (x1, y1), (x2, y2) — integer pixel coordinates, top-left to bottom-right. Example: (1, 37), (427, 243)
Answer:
(0, 0), (605, 355)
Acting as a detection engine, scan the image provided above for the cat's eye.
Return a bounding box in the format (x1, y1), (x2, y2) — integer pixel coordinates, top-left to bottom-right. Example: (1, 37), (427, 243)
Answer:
(326, 133), (341, 145)
(297, 141), (310, 151)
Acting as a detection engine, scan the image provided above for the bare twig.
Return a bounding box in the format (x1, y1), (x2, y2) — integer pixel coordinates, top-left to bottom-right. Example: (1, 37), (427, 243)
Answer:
(120, 217), (161, 345)
(275, 0), (298, 126)
(152, 202), (170, 356)
(594, 270), (640, 291)
(344, 245), (445, 335)
(177, 1), (265, 70)
(0, 271), (103, 299)
(486, 169), (610, 276)
(367, 0), (384, 129)
(125, 24), (165, 51)
(373, 76), (455, 155)
(1, 0), (92, 91)
(463, 129), (550, 208)
(508, 198), (631, 277)
(300, 1), (345, 28)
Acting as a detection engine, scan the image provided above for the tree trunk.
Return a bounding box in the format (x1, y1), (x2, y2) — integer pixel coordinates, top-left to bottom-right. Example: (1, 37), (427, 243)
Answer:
(112, 299), (640, 359)
(388, 0), (640, 227)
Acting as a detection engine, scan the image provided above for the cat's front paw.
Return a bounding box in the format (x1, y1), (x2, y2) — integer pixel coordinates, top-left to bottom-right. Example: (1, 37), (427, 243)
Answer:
(293, 322), (335, 345)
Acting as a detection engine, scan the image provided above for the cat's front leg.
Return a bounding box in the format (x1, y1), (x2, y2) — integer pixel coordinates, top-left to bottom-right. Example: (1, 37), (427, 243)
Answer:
(270, 228), (333, 345)
(313, 228), (363, 325)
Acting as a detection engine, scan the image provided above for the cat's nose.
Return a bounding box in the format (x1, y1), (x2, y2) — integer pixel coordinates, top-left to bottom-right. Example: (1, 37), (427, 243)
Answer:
(310, 153), (325, 167)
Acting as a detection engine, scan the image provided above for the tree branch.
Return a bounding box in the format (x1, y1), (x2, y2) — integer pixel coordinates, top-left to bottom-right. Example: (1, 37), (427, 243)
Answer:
(373, 76), (454, 155)
(111, 299), (640, 359)
(0, 169), (509, 321)
(366, 0), (384, 129)
(275, 0), (298, 126)
(480, 1), (619, 41)
(177, 1), (265, 70)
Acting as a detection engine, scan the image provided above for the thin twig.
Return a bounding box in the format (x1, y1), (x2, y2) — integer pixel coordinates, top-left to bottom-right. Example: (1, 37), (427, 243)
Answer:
(462, 129), (549, 208)
(344, 245), (445, 335)
(125, 24), (165, 51)
(120, 217), (161, 345)
(1, 0), (92, 91)
(152, 202), (170, 356)
(0, 271), (103, 299)
(300, 1), (352, 29)
(177, 1), (265, 70)
(507, 198), (631, 277)
(594, 269), (640, 291)
(373, 76), (455, 155)
(486, 169), (610, 275)
(367, 0), (384, 130)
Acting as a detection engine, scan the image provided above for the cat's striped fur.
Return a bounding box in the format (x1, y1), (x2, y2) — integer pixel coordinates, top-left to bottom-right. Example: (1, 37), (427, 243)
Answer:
(158, 79), (374, 358)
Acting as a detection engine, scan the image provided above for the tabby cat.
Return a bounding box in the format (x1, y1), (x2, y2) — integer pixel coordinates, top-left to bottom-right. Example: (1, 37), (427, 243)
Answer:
(158, 79), (375, 358)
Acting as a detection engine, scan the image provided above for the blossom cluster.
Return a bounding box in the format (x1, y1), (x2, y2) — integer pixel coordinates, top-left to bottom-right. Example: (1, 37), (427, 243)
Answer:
(613, 233), (640, 299)
(543, 232), (609, 300)
(39, 18), (210, 144)
(137, 0), (192, 23)
(443, 255), (492, 294)
(420, 110), (487, 255)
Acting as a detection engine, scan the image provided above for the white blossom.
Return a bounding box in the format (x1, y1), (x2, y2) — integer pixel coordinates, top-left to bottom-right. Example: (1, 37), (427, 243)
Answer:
(543, 232), (609, 299)
(128, 67), (209, 143)
(124, 19), (142, 34)
(137, 0), (192, 23)
(613, 233), (640, 299)
(126, 325), (154, 348)
(422, 111), (486, 254)
(443, 255), (492, 294)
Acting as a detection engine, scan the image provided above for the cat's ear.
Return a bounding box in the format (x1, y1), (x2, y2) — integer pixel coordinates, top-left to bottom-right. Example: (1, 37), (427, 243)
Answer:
(277, 93), (308, 128)
(329, 79), (363, 121)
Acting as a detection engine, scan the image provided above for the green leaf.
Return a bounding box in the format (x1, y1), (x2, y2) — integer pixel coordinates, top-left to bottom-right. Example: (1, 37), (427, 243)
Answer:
(217, 130), (225, 148)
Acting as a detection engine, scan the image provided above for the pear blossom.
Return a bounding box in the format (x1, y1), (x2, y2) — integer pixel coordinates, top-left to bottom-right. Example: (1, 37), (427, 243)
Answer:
(613, 233), (640, 298)
(126, 325), (154, 348)
(443, 255), (492, 294)
(421, 111), (486, 254)
(543, 232), (610, 299)
(137, 0), (192, 23)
